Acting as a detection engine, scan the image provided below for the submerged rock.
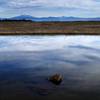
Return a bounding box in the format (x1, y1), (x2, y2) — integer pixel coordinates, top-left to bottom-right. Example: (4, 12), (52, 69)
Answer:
(49, 74), (63, 85)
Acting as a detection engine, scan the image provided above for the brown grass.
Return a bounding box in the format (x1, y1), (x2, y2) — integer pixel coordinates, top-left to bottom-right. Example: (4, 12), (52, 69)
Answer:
(0, 21), (100, 35)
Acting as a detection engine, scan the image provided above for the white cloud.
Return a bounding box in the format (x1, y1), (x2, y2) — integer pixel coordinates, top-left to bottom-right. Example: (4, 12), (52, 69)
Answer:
(0, 0), (100, 17)
(8, 0), (100, 10)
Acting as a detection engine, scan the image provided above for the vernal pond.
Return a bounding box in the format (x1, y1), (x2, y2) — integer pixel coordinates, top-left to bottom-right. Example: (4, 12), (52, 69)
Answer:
(0, 36), (100, 100)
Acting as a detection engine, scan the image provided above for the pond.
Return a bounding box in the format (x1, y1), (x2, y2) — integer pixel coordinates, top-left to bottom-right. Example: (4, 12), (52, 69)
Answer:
(0, 35), (100, 100)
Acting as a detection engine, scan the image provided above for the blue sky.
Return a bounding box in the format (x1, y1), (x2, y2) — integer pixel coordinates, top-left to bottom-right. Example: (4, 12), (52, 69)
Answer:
(0, 0), (100, 18)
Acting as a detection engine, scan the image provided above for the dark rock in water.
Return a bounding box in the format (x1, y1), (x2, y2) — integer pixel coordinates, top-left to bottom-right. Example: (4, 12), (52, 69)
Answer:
(49, 74), (63, 85)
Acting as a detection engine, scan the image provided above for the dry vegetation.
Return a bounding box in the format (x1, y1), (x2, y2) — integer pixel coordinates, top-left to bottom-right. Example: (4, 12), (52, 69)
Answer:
(0, 21), (100, 35)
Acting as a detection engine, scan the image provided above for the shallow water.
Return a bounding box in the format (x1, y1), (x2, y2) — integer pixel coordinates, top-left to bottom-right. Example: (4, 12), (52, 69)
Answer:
(0, 36), (100, 100)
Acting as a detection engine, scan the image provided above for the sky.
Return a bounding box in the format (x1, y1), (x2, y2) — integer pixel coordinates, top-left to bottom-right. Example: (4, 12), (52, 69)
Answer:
(0, 0), (100, 18)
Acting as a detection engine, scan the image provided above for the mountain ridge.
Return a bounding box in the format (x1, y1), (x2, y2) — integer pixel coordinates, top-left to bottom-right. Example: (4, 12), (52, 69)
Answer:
(1, 15), (100, 22)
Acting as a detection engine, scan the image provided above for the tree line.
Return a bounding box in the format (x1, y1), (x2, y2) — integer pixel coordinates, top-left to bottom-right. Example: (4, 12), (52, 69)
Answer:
(0, 19), (32, 22)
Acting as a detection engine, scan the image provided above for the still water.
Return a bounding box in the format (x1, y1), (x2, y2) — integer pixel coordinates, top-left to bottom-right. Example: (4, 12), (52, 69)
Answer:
(0, 36), (100, 100)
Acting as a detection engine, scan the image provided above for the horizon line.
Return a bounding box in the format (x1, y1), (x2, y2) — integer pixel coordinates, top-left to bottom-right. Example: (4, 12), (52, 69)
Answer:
(0, 15), (100, 19)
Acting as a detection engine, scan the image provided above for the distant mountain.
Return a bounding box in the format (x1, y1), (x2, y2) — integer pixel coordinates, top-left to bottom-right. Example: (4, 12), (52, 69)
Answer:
(2, 15), (100, 21)
(10, 15), (34, 20)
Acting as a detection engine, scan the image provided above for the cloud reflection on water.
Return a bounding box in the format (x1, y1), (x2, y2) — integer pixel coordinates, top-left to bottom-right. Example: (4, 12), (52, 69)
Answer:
(0, 36), (100, 93)
(0, 36), (99, 52)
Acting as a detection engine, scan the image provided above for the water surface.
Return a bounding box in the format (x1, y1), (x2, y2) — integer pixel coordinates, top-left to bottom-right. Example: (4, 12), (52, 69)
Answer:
(0, 36), (100, 100)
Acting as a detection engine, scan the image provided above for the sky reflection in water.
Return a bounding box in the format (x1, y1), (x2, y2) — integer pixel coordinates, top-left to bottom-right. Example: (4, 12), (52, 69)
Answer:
(0, 36), (100, 99)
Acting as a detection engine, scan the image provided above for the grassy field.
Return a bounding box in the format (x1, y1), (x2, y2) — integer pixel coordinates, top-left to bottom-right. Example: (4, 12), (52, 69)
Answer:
(0, 21), (100, 35)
